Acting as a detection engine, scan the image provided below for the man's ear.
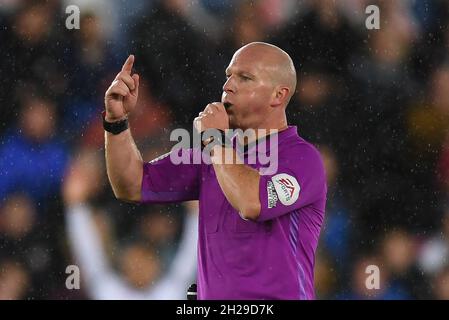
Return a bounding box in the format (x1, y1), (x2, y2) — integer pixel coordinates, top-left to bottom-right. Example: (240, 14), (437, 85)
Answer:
(271, 86), (290, 107)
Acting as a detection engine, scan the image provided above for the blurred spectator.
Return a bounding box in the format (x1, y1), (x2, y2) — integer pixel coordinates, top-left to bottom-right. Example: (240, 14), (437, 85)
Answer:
(432, 266), (449, 299)
(0, 0), (24, 14)
(407, 65), (449, 229)
(0, 95), (69, 202)
(61, 0), (119, 40)
(410, 0), (449, 80)
(437, 135), (449, 196)
(407, 65), (449, 159)
(231, 1), (269, 47)
(380, 229), (426, 299)
(286, 66), (346, 150)
(62, 12), (117, 143)
(117, 241), (162, 290)
(272, 0), (363, 77)
(217, 0), (272, 59)
(338, 0), (422, 237)
(1, 0), (449, 300)
(0, 193), (63, 298)
(138, 206), (180, 268)
(179, 0), (226, 43)
(0, 0), (71, 133)
(0, 260), (30, 300)
(63, 150), (198, 299)
(337, 254), (410, 300)
(318, 146), (353, 284)
(419, 208), (449, 275)
(131, 0), (218, 128)
(208, 0), (275, 111)
(314, 252), (338, 299)
(0, 194), (35, 240)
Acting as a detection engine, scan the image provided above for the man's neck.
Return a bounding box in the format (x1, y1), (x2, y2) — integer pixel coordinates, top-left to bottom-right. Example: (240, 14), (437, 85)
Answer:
(234, 125), (288, 146)
(232, 111), (288, 145)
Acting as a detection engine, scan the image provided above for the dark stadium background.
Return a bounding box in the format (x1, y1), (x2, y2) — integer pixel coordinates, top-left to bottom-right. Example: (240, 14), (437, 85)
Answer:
(1, 0), (449, 300)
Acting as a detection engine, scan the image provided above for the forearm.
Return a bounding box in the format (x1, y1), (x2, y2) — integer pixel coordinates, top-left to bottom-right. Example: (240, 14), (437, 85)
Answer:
(211, 145), (261, 220)
(105, 129), (143, 202)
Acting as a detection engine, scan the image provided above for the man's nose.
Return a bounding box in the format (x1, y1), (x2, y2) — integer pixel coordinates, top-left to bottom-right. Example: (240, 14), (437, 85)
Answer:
(222, 77), (235, 94)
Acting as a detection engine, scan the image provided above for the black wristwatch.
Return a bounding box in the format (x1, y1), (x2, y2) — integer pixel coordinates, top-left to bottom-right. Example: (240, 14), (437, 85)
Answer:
(102, 111), (129, 135)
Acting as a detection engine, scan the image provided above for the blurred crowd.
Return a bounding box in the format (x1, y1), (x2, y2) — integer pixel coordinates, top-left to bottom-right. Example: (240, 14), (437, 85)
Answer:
(1, 0), (449, 299)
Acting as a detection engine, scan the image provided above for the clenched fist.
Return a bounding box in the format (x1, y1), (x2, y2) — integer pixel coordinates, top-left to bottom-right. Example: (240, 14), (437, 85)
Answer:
(194, 102), (229, 133)
(104, 55), (140, 121)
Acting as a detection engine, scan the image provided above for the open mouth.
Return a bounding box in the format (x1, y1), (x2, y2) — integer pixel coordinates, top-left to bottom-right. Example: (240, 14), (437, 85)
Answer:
(224, 102), (232, 110)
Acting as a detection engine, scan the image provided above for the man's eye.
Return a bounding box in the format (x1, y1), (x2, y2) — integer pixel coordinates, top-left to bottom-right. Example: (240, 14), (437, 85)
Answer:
(241, 75), (251, 81)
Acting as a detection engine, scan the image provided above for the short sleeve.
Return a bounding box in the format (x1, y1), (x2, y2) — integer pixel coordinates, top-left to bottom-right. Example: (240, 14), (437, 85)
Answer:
(141, 148), (201, 203)
(257, 143), (326, 222)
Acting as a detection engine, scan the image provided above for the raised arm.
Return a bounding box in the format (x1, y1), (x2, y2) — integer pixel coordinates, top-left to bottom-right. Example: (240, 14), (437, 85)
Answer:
(63, 155), (131, 299)
(104, 55), (143, 202)
(147, 201), (199, 299)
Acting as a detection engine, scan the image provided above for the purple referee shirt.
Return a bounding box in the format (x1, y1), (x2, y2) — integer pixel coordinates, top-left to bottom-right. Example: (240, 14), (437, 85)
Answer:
(140, 126), (327, 300)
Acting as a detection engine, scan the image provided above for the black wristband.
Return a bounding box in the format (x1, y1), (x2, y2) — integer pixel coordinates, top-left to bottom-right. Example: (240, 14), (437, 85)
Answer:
(102, 111), (129, 135)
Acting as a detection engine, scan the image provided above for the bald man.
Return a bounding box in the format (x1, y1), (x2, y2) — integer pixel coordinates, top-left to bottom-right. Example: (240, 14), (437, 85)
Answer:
(103, 42), (327, 299)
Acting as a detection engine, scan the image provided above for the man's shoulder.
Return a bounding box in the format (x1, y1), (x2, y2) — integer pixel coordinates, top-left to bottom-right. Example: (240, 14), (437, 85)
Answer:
(275, 134), (326, 181)
(279, 133), (322, 160)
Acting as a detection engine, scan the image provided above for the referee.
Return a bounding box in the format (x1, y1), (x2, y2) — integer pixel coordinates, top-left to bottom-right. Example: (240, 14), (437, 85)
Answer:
(103, 42), (327, 299)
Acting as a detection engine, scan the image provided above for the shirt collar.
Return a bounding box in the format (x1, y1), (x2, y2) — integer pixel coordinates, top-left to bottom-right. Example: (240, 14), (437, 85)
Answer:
(233, 126), (298, 155)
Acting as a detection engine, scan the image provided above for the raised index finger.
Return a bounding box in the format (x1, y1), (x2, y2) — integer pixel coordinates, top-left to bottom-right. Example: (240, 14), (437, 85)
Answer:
(121, 55), (135, 74)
